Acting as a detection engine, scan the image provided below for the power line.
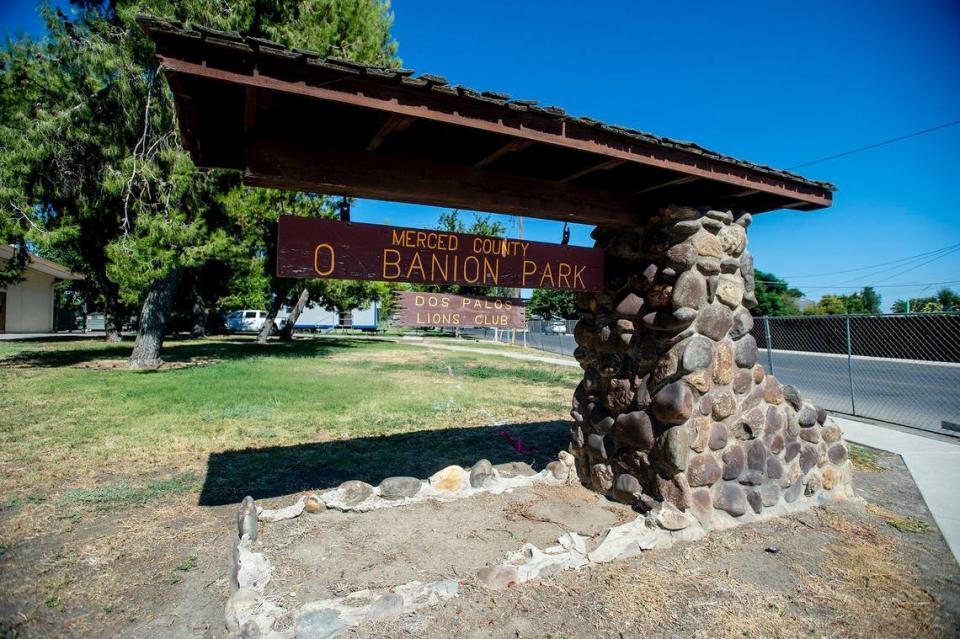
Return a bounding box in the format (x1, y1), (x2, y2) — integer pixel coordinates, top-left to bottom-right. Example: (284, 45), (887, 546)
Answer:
(872, 245), (960, 285)
(754, 279), (960, 289)
(777, 242), (960, 279)
(835, 244), (960, 285)
(787, 118), (960, 170)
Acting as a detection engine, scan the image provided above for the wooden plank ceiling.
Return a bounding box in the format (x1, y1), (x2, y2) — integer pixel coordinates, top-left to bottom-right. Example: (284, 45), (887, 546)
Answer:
(138, 15), (835, 228)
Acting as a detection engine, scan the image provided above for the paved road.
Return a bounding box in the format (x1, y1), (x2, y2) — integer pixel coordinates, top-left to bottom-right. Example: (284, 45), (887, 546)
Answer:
(477, 330), (960, 435)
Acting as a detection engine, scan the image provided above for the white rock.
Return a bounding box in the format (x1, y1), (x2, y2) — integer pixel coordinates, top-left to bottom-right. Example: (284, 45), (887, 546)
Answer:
(257, 497), (306, 522)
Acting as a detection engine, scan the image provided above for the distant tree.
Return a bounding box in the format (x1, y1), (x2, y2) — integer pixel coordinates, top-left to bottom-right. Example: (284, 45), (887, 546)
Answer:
(891, 287), (959, 314)
(752, 270), (804, 317)
(526, 289), (576, 319)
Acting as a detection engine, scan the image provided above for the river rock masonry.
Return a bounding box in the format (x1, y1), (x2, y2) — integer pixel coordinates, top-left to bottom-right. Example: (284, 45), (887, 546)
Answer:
(570, 205), (853, 527)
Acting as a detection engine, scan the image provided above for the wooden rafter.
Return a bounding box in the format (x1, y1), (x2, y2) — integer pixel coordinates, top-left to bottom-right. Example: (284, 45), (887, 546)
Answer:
(473, 139), (533, 168)
(558, 159), (625, 183)
(634, 175), (700, 195)
(366, 114), (416, 152)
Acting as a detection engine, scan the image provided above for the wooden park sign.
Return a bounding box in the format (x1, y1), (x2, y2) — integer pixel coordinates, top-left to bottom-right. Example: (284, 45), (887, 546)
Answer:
(395, 291), (526, 329)
(277, 216), (604, 291)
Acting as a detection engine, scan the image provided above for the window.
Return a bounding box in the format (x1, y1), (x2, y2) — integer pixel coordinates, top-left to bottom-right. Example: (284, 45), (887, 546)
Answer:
(244, 311), (256, 318)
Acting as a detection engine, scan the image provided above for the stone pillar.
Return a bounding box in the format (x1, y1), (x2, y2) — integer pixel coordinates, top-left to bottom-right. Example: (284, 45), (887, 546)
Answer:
(570, 205), (851, 526)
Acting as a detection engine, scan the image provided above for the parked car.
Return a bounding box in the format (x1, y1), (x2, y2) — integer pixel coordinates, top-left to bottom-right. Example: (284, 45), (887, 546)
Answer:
(543, 318), (568, 334)
(225, 310), (276, 334)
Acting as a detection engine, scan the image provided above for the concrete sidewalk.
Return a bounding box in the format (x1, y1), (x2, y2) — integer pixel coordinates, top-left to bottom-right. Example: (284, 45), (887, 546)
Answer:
(835, 416), (960, 563)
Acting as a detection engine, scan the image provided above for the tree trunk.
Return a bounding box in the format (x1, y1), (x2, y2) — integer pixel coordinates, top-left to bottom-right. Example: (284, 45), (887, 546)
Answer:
(256, 293), (286, 345)
(104, 289), (125, 343)
(280, 288), (310, 341)
(129, 267), (183, 369)
(189, 280), (207, 338)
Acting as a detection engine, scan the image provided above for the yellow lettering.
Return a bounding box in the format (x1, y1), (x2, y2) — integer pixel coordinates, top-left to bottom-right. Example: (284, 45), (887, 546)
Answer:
(539, 262), (555, 288)
(392, 229), (403, 246)
(557, 262), (572, 288)
(464, 256), (481, 283)
(522, 260), (537, 286)
(430, 253), (449, 282)
(482, 256), (499, 284)
(382, 249), (401, 279)
(314, 243), (335, 276)
(573, 264), (586, 289)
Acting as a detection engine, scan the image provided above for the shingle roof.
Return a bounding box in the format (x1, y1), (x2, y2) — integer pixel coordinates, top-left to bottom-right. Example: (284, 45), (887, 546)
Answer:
(137, 15), (835, 194)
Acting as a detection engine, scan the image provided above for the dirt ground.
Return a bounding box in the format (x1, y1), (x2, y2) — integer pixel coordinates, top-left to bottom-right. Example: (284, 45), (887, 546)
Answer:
(2, 448), (958, 638)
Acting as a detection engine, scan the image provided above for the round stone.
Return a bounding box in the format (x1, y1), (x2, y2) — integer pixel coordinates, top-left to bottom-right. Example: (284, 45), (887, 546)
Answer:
(658, 424), (691, 472)
(708, 421), (728, 450)
(667, 243), (698, 271)
(657, 472), (692, 510)
(798, 404), (817, 427)
(586, 433), (608, 461)
(821, 465), (840, 490)
(752, 364), (765, 384)
(763, 376), (783, 404)
(746, 488), (763, 513)
(380, 476), (423, 500)
(470, 459), (495, 488)
(712, 340), (735, 385)
(696, 303), (734, 341)
(766, 456), (784, 479)
(713, 481), (747, 516)
(766, 406), (784, 433)
(784, 478), (803, 503)
(687, 453), (722, 487)
(691, 488), (713, 527)
(760, 481), (780, 507)
(692, 231), (724, 259)
(799, 445), (818, 474)
(768, 434), (785, 455)
(706, 209), (734, 223)
(800, 426), (820, 444)
(716, 273), (744, 309)
(614, 293), (644, 318)
(735, 211), (752, 228)
(727, 310), (750, 342)
(682, 335), (714, 371)
(696, 256), (721, 275)
(604, 378), (635, 414)
(805, 474), (822, 496)
(711, 389), (736, 419)
(304, 494), (324, 514)
(722, 445), (745, 480)
(612, 473), (641, 503)
(782, 385), (802, 411)
(613, 410), (654, 450)
(338, 480), (374, 506)
(735, 335), (758, 368)
(718, 224), (746, 256)
(732, 369), (752, 394)
(822, 422), (842, 444)
(816, 406), (828, 425)
(828, 443), (849, 465)
(590, 463), (615, 492)
(784, 441), (802, 462)
(650, 381), (695, 425)
(747, 440), (767, 472)
(672, 270), (707, 310)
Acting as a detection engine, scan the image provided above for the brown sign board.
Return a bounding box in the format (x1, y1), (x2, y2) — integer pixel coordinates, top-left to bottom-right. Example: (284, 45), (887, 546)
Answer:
(276, 216), (604, 292)
(395, 292), (526, 329)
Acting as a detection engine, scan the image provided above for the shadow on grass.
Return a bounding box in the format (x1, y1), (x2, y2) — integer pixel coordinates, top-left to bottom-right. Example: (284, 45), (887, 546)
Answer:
(0, 335), (391, 368)
(199, 420), (570, 506)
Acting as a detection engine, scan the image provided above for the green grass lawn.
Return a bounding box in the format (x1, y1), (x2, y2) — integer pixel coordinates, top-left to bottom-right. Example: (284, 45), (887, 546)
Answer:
(0, 335), (578, 509)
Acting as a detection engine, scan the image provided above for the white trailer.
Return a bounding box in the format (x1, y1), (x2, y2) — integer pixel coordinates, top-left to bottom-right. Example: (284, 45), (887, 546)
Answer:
(277, 301), (379, 332)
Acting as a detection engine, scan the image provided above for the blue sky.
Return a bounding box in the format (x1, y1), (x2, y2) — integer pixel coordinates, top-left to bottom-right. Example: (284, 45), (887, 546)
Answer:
(3, 0), (959, 309)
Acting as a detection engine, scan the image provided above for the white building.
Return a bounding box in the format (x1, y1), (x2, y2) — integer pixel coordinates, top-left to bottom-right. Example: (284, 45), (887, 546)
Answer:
(0, 247), (84, 333)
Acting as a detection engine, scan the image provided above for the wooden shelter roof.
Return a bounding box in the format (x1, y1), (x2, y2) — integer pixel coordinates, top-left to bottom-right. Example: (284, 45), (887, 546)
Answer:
(138, 15), (835, 227)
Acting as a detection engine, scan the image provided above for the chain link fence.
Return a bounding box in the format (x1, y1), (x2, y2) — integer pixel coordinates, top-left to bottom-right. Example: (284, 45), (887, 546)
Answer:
(466, 313), (960, 436)
(751, 313), (960, 435)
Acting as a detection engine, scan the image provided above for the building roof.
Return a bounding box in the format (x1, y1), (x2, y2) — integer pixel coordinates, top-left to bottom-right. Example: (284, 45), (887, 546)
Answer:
(138, 15), (835, 226)
(0, 246), (85, 281)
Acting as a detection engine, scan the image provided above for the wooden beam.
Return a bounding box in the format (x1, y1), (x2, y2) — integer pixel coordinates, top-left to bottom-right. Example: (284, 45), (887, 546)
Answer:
(158, 58), (833, 210)
(473, 139), (533, 168)
(729, 189), (761, 198)
(244, 86), (258, 134)
(559, 159), (625, 183)
(366, 114), (415, 152)
(634, 175), (700, 195)
(245, 139), (641, 227)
